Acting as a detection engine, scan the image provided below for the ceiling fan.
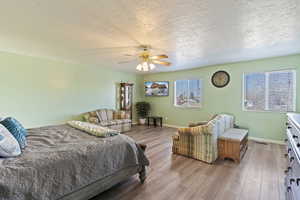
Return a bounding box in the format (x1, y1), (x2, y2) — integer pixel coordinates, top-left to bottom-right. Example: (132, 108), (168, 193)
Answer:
(79, 44), (171, 72)
(118, 45), (171, 72)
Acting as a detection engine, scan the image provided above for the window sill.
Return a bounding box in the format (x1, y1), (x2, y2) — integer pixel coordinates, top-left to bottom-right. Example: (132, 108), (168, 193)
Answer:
(174, 105), (202, 109)
(242, 108), (295, 114)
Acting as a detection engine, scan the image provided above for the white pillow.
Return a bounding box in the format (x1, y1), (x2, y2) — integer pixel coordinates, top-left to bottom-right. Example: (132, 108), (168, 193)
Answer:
(0, 124), (21, 157)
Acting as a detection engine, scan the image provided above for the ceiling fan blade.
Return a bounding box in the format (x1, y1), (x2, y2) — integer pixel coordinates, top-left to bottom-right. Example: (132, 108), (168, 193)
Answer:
(77, 46), (140, 55)
(86, 46), (139, 51)
(123, 53), (138, 57)
(152, 60), (171, 66)
(118, 58), (138, 64)
(149, 55), (168, 59)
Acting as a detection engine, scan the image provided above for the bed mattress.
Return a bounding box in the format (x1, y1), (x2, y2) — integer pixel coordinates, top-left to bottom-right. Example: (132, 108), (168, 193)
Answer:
(0, 124), (149, 200)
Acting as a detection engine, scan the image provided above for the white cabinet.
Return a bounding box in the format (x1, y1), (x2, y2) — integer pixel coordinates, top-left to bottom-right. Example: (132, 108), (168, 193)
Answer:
(285, 113), (300, 200)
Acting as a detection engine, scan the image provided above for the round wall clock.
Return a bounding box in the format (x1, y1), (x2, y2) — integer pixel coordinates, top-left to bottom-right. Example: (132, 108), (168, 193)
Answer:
(211, 70), (230, 88)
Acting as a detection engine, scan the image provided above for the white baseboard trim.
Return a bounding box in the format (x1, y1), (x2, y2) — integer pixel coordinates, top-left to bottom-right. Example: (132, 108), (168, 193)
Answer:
(163, 124), (184, 128)
(248, 137), (285, 145)
(163, 124), (285, 145)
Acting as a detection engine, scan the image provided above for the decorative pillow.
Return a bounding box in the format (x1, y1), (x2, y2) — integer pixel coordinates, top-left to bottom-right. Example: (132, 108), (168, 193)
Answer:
(67, 121), (119, 137)
(0, 117), (27, 149)
(89, 111), (98, 117)
(82, 114), (90, 122)
(0, 124), (21, 157)
(125, 112), (130, 119)
(106, 109), (114, 121)
(88, 117), (99, 124)
(96, 110), (108, 122)
(113, 111), (119, 120)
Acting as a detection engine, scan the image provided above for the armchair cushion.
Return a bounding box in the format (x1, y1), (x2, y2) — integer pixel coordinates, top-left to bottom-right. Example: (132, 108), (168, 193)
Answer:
(220, 128), (248, 141)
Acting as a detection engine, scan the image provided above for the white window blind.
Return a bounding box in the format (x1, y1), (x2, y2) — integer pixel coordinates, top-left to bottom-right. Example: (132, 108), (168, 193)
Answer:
(174, 80), (202, 108)
(243, 70), (296, 112)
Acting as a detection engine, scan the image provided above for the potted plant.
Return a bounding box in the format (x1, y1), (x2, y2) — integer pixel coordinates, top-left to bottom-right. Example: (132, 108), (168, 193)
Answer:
(135, 101), (151, 125)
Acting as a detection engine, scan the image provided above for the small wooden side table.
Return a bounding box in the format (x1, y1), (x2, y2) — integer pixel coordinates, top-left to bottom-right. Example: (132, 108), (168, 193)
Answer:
(147, 116), (163, 128)
(218, 128), (248, 163)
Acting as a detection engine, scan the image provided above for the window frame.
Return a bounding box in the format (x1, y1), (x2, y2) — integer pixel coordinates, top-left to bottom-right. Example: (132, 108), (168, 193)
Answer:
(242, 69), (296, 113)
(174, 79), (203, 108)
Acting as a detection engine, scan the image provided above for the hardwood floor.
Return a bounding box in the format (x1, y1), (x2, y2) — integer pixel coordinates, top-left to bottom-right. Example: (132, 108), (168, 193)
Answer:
(92, 126), (286, 200)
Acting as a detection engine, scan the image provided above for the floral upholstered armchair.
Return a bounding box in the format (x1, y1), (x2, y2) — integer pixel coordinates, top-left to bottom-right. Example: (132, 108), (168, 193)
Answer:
(83, 109), (131, 132)
(172, 114), (235, 163)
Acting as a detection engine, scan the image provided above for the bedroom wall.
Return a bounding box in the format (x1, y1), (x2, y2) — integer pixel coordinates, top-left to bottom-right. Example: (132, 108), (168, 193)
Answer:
(143, 54), (300, 142)
(0, 51), (144, 128)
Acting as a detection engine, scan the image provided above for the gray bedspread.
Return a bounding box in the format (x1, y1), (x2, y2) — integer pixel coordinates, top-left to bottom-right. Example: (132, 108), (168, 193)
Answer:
(0, 125), (149, 200)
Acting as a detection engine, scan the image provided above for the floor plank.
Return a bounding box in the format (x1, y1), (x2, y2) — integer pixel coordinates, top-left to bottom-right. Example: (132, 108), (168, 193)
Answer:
(92, 126), (286, 200)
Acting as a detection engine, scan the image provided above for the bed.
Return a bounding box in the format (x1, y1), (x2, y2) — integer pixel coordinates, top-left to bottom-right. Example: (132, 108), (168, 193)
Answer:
(0, 124), (149, 200)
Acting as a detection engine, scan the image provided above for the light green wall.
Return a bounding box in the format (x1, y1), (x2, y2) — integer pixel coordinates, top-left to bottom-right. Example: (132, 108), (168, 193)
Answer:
(1, 51), (299, 141)
(143, 54), (300, 141)
(0, 52), (143, 128)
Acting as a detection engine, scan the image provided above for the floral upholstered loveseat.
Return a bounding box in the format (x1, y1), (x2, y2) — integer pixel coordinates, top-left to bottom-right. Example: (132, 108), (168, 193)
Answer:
(82, 109), (131, 132)
(172, 114), (235, 163)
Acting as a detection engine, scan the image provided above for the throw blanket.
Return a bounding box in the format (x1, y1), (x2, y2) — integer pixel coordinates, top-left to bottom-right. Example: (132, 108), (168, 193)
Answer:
(0, 125), (149, 200)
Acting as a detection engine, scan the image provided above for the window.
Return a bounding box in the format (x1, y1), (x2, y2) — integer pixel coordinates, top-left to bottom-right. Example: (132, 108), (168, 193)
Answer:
(174, 79), (202, 107)
(243, 70), (296, 112)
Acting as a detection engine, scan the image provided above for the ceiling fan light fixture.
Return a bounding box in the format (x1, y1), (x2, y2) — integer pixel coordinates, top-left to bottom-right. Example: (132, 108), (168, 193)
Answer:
(136, 62), (157, 72)
(136, 64), (142, 71)
(142, 62), (149, 71)
(142, 66), (149, 71)
(142, 62), (148, 67)
(149, 63), (156, 70)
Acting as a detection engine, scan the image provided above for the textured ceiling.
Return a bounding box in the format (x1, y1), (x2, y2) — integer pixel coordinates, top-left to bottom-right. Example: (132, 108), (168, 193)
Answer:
(0, 0), (299, 73)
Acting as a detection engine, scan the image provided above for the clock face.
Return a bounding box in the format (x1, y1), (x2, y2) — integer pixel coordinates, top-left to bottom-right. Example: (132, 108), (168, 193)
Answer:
(211, 71), (230, 88)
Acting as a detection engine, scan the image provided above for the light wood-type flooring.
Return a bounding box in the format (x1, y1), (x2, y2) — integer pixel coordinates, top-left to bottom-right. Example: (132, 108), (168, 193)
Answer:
(92, 126), (286, 200)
